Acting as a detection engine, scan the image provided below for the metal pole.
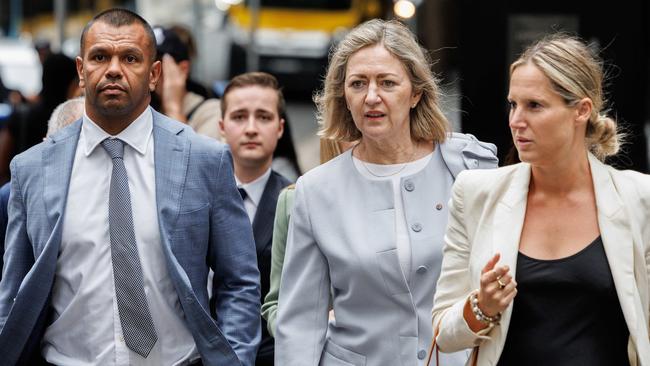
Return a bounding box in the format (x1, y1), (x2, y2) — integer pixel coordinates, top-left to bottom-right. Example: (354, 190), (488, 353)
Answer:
(54, 0), (66, 52)
(246, 0), (260, 72)
(8, 0), (22, 38)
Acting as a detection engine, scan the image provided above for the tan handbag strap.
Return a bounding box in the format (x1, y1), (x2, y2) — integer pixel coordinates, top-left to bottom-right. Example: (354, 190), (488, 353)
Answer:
(426, 319), (442, 366)
(471, 346), (480, 366)
(427, 317), (480, 366)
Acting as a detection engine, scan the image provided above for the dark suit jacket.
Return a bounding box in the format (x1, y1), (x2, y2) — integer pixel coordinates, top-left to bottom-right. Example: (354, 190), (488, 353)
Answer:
(254, 171), (290, 365)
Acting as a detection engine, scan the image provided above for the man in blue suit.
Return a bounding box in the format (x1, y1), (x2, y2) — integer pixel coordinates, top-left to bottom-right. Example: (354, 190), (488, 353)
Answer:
(0, 8), (260, 366)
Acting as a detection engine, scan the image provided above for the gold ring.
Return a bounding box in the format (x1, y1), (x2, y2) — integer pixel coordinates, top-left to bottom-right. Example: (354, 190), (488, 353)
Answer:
(497, 277), (506, 289)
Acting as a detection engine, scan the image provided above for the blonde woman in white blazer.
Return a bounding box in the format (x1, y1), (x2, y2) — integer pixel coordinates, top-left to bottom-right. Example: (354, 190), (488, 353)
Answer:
(432, 35), (650, 366)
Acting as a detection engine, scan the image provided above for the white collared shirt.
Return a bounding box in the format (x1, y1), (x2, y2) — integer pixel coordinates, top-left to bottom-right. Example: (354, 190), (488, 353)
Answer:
(236, 168), (272, 222)
(42, 107), (199, 365)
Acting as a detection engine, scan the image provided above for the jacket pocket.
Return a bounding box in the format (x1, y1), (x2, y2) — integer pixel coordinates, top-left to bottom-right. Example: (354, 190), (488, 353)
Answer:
(376, 249), (410, 295)
(321, 339), (366, 366)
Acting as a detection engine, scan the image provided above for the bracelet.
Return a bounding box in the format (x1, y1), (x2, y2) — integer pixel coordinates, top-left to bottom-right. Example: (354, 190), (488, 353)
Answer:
(469, 291), (501, 325)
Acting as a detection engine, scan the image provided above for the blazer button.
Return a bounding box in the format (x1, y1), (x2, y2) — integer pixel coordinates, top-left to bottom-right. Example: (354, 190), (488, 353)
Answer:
(416, 265), (427, 274)
(435, 203), (443, 210)
(411, 223), (422, 232)
(418, 349), (427, 360)
(404, 180), (415, 192)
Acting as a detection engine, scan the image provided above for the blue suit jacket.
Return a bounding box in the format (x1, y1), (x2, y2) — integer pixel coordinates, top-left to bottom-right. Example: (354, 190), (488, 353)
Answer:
(0, 111), (261, 365)
(0, 182), (9, 281)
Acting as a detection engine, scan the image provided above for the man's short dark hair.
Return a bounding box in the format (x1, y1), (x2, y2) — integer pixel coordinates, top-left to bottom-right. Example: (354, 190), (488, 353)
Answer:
(80, 8), (157, 61)
(221, 72), (286, 117)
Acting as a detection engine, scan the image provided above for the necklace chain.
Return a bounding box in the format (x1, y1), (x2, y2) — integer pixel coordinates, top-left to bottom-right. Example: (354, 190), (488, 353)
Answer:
(356, 143), (419, 178)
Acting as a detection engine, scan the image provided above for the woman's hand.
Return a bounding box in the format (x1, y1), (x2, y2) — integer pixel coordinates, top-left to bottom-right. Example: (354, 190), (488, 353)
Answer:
(463, 253), (517, 332)
(478, 253), (517, 317)
(161, 54), (189, 122)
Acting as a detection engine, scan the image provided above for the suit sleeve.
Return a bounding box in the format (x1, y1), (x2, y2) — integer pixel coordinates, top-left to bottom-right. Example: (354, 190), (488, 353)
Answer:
(0, 183), (10, 278)
(209, 148), (261, 366)
(0, 160), (34, 329)
(432, 172), (492, 352)
(261, 187), (293, 337)
(275, 178), (330, 366)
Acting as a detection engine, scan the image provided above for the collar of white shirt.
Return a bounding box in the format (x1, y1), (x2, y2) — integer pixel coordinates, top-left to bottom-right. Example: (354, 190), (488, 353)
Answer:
(82, 107), (153, 157)
(236, 168), (272, 208)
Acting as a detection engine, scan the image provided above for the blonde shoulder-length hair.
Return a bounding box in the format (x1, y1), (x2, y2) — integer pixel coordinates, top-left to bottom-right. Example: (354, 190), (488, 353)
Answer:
(316, 19), (450, 144)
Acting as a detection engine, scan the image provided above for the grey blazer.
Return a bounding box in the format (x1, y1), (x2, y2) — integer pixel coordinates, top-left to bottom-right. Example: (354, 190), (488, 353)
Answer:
(0, 111), (261, 366)
(275, 133), (498, 366)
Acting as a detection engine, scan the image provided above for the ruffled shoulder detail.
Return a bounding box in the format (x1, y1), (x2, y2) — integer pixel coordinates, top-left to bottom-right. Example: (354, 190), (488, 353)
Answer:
(439, 132), (499, 178)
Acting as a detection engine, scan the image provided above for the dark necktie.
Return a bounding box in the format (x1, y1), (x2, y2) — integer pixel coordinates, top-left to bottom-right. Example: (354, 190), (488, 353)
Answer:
(238, 187), (248, 200)
(102, 138), (158, 358)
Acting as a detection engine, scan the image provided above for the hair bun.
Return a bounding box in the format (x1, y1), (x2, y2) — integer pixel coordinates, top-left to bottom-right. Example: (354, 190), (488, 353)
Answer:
(588, 114), (620, 159)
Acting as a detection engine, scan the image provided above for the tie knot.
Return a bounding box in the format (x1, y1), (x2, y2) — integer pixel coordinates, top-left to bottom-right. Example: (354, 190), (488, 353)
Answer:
(238, 187), (248, 200)
(102, 138), (125, 159)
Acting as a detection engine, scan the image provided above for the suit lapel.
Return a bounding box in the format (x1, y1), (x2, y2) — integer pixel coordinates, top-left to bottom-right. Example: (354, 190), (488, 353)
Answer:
(252, 172), (288, 254)
(43, 120), (82, 232)
(492, 164), (530, 276)
(153, 112), (189, 240)
(590, 154), (638, 337)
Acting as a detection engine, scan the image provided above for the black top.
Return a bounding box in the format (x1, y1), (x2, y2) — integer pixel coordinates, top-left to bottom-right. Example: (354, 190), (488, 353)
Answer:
(497, 236), (630, 366)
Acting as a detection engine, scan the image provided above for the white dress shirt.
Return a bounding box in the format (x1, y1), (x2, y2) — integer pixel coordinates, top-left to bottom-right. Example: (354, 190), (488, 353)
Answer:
(353, 152), (432, 278)
(236, 168), (271, 222)
(42, 107), (199, 365)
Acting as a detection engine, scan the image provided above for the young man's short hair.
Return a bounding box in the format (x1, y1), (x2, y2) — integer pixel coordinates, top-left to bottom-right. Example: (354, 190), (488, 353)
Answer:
(221, 72), (286, 117)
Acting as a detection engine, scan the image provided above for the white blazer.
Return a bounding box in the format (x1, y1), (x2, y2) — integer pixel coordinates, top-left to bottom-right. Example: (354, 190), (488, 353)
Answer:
(432, 154), (650, 366)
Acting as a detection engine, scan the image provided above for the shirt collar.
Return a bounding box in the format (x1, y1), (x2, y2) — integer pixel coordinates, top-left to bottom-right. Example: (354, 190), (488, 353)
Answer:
(236, 168), (272, 207)
(82, 107), (153, 157)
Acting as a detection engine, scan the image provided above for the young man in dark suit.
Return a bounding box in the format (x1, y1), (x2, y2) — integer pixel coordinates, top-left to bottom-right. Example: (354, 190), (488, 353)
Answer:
(219, 72), (291, 366)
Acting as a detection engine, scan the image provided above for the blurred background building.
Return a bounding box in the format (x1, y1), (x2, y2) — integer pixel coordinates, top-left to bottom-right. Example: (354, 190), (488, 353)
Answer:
(0, 0), (648, 173)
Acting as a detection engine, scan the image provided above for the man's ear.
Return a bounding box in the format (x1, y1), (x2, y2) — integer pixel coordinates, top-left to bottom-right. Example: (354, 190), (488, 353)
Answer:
(149, 60), (162, 92)
(218, 118), (226, 134)
(76, 56), (85, 89)
(277, 118), (285, 139)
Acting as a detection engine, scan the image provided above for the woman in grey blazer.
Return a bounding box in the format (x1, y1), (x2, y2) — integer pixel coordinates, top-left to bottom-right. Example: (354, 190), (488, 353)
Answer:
(275, 19), (497, 366)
